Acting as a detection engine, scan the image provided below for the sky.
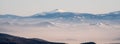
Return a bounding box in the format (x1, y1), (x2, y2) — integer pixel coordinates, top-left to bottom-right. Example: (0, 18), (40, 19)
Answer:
(0, 0), (120, 16)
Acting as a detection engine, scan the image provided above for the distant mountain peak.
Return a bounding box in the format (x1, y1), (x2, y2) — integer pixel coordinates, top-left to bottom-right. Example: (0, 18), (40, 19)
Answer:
(50, 9), (65, 13)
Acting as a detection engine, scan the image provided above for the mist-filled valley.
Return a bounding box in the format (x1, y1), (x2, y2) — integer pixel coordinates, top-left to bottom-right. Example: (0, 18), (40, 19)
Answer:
(0, 10), (120, 44)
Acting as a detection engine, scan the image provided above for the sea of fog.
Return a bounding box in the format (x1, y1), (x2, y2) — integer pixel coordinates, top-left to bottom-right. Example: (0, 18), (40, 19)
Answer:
(0, 23), (120, 44)
(0, 11), (120, 44)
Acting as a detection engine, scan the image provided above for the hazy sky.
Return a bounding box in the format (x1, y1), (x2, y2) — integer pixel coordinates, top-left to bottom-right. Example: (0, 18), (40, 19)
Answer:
(0, 0), (120, 16)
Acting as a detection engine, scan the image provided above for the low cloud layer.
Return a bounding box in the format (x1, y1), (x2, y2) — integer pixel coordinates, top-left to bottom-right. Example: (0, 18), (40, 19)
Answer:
(0, 11), (120, 44)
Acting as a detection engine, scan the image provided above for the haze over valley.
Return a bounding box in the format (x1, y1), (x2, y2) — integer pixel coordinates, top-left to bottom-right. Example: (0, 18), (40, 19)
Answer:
(0, 10), (120, 44)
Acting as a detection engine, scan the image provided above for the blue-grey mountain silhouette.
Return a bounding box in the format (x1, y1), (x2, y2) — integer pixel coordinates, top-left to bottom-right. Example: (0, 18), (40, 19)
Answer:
(0, 10), (120, 26)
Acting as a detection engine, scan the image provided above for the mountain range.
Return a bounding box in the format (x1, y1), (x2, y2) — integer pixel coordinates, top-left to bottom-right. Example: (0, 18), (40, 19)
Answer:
(0, 10), (120, 19)
(0, 10), (120, 26)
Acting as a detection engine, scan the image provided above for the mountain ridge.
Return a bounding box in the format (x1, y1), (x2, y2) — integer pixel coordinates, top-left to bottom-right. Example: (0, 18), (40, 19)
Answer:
(0, 10), (120, 26)
(0, 33), (66, 44)
(0, 10), (120, 18)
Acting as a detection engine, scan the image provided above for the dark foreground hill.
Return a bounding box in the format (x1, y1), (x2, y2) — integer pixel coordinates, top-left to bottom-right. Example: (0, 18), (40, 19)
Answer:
(0, 33), (66, 44)
(80, 42), (96, 44)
